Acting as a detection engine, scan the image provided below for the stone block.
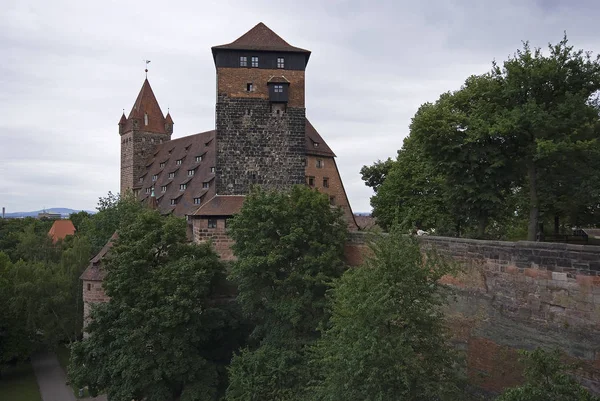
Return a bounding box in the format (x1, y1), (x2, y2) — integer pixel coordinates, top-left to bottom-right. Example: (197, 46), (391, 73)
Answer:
(552, 272), (568, 281)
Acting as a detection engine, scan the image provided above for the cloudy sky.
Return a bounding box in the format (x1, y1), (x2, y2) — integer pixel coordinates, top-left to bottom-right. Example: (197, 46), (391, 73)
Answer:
(1, 0), (599, 214)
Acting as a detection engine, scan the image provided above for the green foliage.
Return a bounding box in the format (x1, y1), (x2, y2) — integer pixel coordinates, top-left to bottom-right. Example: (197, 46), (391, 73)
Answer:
(497, 348), (599, 401)
(309, 229), (463, 400)
(366, 35), (600, 239)
(225, 185), (348, 400)
(360, 158), (395, 194)
(69, 209), (238, 401)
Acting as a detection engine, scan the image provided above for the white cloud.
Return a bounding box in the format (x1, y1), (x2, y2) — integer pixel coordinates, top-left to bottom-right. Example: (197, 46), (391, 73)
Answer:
(1, 0), (599, 213)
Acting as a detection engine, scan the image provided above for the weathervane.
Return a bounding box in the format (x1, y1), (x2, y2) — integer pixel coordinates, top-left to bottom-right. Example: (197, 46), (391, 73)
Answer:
(144, 60), (151, 78)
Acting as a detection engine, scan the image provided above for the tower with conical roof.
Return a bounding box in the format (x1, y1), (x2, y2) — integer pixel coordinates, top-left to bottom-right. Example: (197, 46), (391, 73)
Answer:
(211, 22), (310, 195)
(119, 79), (173, 194)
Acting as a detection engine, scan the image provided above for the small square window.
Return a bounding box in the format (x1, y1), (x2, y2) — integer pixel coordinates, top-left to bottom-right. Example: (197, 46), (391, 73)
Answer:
(176, 159), (182, 165)
(274, 84), (283, 93)
(170, 198), (177, 205)
(210, 167), (216, 173)
(188, 169), (195, 176)
(251, 56), (258, 67)
(277, 57), (284, 68)
(208, 219), (217, 229)
(152, 174), (158, 181)
(323, 177), (329, 188)
(180, 184), (187, 191)
(161, 185), (167, 192)
(240, 56), (247, 67)
(203, 182), (210, 189)
(194, 197), (202, 205)
(307, 176), (315, 187)
(247, 83), (253, 92)
(316, 159), (323, 168)
(160, 162), (166, 168)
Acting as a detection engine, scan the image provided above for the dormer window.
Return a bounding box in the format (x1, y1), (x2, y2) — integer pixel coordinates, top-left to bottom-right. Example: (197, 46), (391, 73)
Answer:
(145, 188), (151, 194)
(160, 162), (166, 168)
(203, 182), (210, 189)
(195, 155), (203, 162)
(277, 57), (284, 69)
(161, 185), (167, 192)
(152, 174), (158, 181)
(139, 177), (144, 183)
(170, 198), (177, 205)
(194, 197), (202, 205)
(313, 142), (319, 148)
(251, 56), (258, 67)
(180, 184), (187, 191)
(240, 56), (247, 67)
(169, 172), (175, 179)
(176, 159), (182, 165)
(188, 169), (195, 176)
(144, 113), (149, 126)
(210, 167), (216, 173)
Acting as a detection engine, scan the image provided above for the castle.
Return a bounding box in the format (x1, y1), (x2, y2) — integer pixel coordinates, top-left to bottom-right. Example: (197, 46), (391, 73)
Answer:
(81, 22), (357, 321)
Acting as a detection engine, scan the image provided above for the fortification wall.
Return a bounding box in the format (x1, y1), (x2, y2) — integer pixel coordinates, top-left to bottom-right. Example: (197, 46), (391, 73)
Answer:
(345, 233), (600, 395)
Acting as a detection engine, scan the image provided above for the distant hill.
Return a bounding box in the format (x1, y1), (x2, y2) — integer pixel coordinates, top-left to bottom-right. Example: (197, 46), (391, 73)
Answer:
(2, 208), (95, 219)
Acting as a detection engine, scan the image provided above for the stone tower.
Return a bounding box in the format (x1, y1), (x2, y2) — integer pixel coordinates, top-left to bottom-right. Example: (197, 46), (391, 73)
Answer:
(119, 79), (173, 195)
(211, 22), (310, 195)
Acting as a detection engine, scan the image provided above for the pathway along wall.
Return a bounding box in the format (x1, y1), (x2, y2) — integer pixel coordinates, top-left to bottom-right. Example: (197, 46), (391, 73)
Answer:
(345, 233), (600, 395)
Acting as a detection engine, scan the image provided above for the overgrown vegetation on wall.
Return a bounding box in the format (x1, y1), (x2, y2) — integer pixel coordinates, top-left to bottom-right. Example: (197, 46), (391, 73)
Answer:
(362, 35), (600, 240)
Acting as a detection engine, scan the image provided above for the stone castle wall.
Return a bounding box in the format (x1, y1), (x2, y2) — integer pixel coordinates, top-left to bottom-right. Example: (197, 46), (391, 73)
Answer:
(215, 96), (306, 195)
(345, 233), (600, 395)
(120, 130), (171, 194)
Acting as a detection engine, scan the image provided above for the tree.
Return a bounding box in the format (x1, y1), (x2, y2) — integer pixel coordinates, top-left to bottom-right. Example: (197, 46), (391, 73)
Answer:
(497, 348), (600, 401)
(309, 229), (463, 401)
(225, 185), (348, 400)
(69, 210), (237, 401)
(491, 36), (600, 240)
(360, 158), (395, 194)
(370, 136), (456, 234)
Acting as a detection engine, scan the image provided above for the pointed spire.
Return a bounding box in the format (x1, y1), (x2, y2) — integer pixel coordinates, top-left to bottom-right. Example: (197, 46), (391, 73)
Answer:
(122, 78), (169, 134)
(118, 112), (127, 125)
(165, 111), (174, 124)
(148, 187), (158, 210)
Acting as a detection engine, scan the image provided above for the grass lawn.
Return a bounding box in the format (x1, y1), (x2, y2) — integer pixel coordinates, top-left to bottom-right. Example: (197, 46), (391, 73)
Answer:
(0, 362), (42, 401)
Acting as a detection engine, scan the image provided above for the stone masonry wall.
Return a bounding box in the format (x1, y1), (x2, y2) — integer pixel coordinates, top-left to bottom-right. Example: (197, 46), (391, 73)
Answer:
(345, 233), (600, 395)
(192, 217), (235, 260)
(120, 130), (171, 194)
(82, 279), (109, 336)
(215, 96), (306, 195)
(305, 155), (357, 231)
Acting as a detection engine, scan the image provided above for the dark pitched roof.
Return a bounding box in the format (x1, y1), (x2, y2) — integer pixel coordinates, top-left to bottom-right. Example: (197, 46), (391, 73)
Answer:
(194, 195), (246, 216)
(48, 220), (76, 243)
(134, 119), (335, 217)
(136, 130), (216, 216)
(80, 232), (118, 281)
(212, 22), (310, 54)
(306, 119), (335, 157)
(121, 79), (168, 134)
(267, 76), (290, 84)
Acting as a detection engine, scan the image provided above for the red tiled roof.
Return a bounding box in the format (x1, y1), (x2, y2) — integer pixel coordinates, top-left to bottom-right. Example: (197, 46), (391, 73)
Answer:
(48, 220), (76, 243)
(212, 22), (310, 54)
(194, 195), (246, 216)
(80, 233), (118, 281)
(306, 119), (335, 157)
(122, 79), (168, 134)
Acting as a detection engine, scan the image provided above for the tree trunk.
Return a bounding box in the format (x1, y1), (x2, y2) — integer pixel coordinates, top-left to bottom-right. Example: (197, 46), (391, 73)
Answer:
(477, 213), (488, 239)
(527, 161), (540, 241)
(554, 215), (560, 235)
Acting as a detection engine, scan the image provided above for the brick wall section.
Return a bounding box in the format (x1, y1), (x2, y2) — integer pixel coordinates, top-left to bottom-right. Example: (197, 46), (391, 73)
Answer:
(82, 279), (110, 337)
(217, 67), (305, 108)
(215, 96), (306, 195)
(120, 130), (171, 194)
(345, 233), (600, 395)
(192, 217), (235, 260)
(305, 155), (357, 231)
